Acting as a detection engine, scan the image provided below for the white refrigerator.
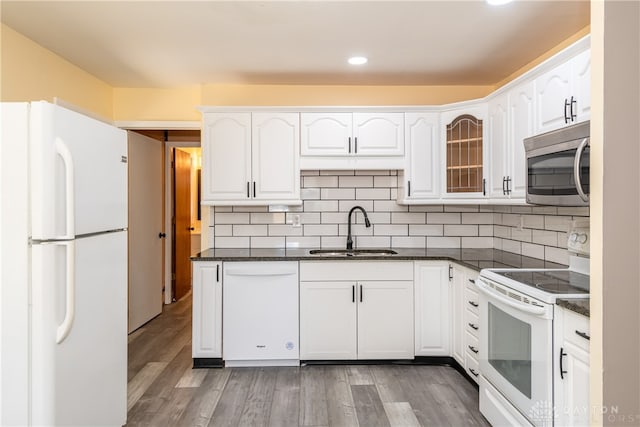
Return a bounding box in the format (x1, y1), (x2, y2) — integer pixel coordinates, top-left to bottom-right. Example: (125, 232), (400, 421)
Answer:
(1, 101), (128, 426)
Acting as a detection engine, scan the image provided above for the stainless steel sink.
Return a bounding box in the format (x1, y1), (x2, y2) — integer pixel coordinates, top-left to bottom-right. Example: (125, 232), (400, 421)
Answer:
(308, 249), (398, 257)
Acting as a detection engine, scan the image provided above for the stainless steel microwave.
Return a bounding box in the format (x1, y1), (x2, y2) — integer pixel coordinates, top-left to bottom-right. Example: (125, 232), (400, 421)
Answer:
(524, 121), (590, 206)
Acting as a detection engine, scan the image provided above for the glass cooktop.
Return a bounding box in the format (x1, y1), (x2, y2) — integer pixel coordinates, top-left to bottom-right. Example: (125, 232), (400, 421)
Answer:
(496, 270), (589, 295)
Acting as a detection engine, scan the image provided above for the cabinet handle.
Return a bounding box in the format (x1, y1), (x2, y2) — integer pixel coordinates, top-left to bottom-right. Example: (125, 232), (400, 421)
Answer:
(468, 345), (479, 354)
(352, 285), (355, 303)
(253, 181), (256, 198)
(560, 347), (568, 379)
(247, 182), (250, 198)
(506, 176), (512, 194)
(570, 96), (577, 121)
(348, 137), (351, 153)
(408, 180), (411, 197)
(575, 330), (590, 341)
(468, 323), (479, 330)
(468, 278), (475, 285)
(564, 98), (571, 124)
(216, 264), (219, 282)
(448, 265), (453, 281)
(355, 137), (358, 153)
(482, 178), (486, 196)
(469, 368), (479, 377)
(469, 301), (479, 308)
(502, 177), (506, 195)
(360, 284), (363, 302)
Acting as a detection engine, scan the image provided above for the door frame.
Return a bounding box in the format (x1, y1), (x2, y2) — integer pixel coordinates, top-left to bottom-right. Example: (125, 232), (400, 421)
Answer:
(116, 121), (203, 305)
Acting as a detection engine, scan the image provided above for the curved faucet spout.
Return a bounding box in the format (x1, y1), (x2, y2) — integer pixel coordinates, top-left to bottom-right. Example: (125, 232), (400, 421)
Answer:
(346, 206), (371, 250)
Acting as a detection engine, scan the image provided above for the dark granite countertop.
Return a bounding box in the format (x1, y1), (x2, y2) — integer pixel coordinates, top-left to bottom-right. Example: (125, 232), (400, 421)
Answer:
(557, 298), (590, 317)
(192, 248), (567, 272)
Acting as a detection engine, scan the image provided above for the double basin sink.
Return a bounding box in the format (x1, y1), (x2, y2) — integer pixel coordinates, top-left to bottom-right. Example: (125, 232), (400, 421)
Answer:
(308, 249), (398, 257)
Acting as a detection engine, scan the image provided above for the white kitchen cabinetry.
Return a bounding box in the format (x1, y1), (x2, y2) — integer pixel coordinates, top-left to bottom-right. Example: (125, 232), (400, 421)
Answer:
(300, 112), (404, 169)
(534, 48), (591, 134)
(201, 112), (300, 205)
(414, 262), (450, 356)
(299, 261), (414, 360)
(450, 263), (480, 383)
(555, 307), (590, 427)
(441, 104), (488, 201)
(192, 261), (222, 358)
(486, 80), (532, 201)
(398, 112), (440, 203)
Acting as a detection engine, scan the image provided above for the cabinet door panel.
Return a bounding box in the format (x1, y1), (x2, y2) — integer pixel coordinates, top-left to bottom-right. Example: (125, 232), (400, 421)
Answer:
(357, 281), (413, 359)
(488, 95), (509, 199)
(508, 81), (534, 199)
(202, 113), (251, 201)
(192, 262), (222, 358)
(300, 113), (352, 156)
(559, 341), (590, 426)
(572, 49), (591, 123)
(251, 113), (300, 201)
(405, 113), (440, 199)
(353, 113), (404, 156)
(414, 262), (449, 356)
(450, 264), (466, 365)
(535, 61), (573, 134)
(300, 281), (357, 360)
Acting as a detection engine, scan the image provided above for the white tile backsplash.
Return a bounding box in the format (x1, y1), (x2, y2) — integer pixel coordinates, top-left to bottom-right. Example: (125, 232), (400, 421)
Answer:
(209, 170), (589, 264)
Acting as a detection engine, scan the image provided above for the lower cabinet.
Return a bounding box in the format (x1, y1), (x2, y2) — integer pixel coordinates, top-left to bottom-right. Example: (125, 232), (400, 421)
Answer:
(192, 261), (222, 358)
(299, 261), (414, 360)
(414, 261), (450, 356)
(451, 263), (480, 383)
(555, 307), (590, 426)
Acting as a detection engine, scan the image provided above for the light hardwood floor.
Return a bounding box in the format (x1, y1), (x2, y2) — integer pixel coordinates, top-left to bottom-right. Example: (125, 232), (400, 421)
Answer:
(126, 293), (489, 427)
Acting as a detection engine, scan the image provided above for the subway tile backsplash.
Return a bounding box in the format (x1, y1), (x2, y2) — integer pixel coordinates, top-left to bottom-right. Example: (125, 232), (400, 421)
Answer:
(209, 170), (589, 265)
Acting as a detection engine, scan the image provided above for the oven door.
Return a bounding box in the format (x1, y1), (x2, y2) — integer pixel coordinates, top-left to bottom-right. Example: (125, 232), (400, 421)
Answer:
(477, 277), (554, 426)
(526, 138), (589, 206)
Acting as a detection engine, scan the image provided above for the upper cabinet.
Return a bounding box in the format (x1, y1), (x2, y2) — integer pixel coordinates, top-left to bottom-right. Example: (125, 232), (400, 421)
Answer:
(201, 112), (300, 205)
(300, 112), (405, 169)
(397, 112), (440, 202)
(534, 48), (591, 134)
(441, 104), (488, 200)
(487, 80), (533, 201)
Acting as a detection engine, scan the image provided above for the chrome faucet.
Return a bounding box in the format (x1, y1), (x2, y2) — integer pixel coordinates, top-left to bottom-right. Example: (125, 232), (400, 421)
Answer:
(346, 206), (371, 250)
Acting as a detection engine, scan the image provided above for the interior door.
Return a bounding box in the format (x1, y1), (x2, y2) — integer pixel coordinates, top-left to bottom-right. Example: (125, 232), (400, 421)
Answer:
(127, 131), (163, 332)
(173, 148), (192, 301)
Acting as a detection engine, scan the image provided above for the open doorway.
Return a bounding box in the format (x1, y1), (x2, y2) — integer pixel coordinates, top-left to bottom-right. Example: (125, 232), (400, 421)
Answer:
(164, 132), (201, 304)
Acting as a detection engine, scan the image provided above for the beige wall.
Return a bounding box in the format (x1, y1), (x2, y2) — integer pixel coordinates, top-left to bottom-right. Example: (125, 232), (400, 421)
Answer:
(112, 87), (201, 121)
(0, 24), (113, 119)
(591, 1), (640, 425)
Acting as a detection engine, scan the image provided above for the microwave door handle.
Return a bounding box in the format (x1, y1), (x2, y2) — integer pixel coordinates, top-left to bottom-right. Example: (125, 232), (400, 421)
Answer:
(476, 279), (547, 316)
(574, 137), (590, 203)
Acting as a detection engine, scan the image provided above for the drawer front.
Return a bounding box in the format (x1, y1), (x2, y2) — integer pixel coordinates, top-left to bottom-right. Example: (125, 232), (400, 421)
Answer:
(563, 308), (590, 351)
(464, 285), (479, 314)
(466, 352), (480, 383)
(465, 309), (480, 338)
(465, 330), (480, 360)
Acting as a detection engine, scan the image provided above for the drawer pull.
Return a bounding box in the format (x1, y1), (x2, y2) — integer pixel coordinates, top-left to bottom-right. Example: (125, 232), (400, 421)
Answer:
(468, 345), (479, 354)
(468, 278), (476, 284)
(468, 323), (479, 331)
(468, 301), (479, 308)
(575, 330), (591, 341)
(469, 368), (479, 377)
(560, 347), (567, 379)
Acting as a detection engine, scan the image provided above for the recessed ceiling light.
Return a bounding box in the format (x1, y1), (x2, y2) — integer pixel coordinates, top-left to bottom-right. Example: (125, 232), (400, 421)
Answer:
(487, 0), (513, 5)
(348, 56), (368, 65)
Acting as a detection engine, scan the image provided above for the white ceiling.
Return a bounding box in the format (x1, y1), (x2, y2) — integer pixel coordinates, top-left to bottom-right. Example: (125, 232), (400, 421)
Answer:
(1, 1), (590, 88)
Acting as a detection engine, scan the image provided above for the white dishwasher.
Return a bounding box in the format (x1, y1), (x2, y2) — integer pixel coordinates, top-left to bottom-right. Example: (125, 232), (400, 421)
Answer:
(222, 261), (299, 367)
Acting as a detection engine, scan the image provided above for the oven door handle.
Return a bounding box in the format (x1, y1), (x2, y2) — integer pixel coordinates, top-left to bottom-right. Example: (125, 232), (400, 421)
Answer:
(476, 279), (547, 316)
(574, 137), (589, 203)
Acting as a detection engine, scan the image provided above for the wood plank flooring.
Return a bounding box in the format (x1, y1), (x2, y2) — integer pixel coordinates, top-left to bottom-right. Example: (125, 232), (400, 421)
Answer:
(126, 294), (489, 427)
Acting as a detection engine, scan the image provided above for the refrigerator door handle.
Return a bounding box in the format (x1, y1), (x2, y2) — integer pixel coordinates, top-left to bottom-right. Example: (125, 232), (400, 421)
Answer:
(56, 240), (76, 344)
(55, 138), (75, 239)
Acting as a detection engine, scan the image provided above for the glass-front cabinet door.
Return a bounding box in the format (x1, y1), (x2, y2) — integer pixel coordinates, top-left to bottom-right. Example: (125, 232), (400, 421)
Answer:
(441, 105), (487, 198)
